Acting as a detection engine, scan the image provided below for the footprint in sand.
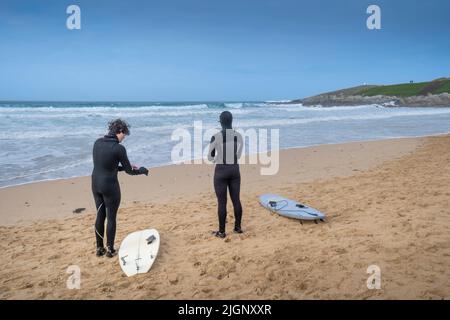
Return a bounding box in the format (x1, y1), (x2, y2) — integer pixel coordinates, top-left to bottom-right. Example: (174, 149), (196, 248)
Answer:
(168, 274), (180, 285)
(19, 282), (34, 289)
(201, 288), (212, 294)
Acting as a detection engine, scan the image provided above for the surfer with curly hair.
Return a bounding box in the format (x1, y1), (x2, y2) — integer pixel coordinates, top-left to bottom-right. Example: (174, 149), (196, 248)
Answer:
(92, 119), (149, 257)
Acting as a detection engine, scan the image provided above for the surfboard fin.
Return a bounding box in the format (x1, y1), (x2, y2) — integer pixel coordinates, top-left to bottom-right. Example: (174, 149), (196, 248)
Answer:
(146, 235), (156, 245)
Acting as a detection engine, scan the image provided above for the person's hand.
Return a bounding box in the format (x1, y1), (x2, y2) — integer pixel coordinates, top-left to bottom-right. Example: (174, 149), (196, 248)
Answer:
(138, 167), (149, 176)
(132, 165), (138, 170)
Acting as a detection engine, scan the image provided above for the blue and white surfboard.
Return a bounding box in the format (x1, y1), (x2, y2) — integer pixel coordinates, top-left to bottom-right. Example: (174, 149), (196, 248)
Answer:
(259, 194), (326, 222)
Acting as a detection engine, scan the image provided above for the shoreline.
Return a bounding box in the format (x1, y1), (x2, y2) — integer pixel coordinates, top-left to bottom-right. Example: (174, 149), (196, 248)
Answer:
(2, 131), (449, 191)
(0, 135), (425, 226)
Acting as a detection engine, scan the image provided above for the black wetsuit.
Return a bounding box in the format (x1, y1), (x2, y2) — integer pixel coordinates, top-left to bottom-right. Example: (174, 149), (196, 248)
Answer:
(91, 135), (143, 249)
(208, 129), (243, 233)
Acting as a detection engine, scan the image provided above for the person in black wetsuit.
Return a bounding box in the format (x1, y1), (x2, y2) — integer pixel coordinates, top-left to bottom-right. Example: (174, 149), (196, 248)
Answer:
(92, 119), (148, 257)
(208, 111), (244, 238)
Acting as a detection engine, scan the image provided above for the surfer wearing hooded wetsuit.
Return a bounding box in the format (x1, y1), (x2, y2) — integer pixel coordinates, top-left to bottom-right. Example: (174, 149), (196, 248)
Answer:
(208, 111), (244, 238)
(92, 119), (148, 257)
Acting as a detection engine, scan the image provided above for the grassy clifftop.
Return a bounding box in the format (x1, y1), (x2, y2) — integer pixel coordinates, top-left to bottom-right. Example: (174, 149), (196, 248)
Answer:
(358, 78), (450, 97)
(295, 77), (450, 107)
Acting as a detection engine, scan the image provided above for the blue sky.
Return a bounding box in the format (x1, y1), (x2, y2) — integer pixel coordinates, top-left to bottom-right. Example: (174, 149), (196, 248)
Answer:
(0, 0), (449, 101)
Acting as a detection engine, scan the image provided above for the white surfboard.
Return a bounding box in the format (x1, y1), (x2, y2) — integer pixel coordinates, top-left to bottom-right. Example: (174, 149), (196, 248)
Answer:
(118, 228), (160, 277)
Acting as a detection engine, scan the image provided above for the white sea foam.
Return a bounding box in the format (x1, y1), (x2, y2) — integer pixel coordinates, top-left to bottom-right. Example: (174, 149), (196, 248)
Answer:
(1, 102), (450, 187)
(237, 107), (450, 128)
(224, 103), (243, 108)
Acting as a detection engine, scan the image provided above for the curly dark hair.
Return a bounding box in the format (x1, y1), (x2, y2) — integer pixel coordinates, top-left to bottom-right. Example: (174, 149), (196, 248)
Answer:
(108, 119), (131, 136)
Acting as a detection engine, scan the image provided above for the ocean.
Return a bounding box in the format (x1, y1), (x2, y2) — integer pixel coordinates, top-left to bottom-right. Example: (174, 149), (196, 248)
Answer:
(1, 101), (450, 188)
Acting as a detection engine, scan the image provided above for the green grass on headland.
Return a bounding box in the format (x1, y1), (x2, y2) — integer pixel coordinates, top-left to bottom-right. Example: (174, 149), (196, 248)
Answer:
(358, 78), (450, 97)
(433, 80), (450, 94)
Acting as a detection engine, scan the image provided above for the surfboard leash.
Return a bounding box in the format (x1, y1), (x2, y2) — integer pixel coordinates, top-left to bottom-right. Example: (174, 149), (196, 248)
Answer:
(93, 202), (105, 240)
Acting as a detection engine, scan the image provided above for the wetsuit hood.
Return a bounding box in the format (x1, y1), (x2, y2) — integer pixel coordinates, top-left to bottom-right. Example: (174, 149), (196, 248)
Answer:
(219, 111), (233, 130)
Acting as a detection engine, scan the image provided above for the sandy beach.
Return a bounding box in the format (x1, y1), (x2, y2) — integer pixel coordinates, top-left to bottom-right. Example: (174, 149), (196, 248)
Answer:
(0, 134), (449, 299)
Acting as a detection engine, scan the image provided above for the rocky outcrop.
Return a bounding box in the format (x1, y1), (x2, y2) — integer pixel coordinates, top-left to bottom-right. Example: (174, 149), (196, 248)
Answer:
(294, 93), (450, 107)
